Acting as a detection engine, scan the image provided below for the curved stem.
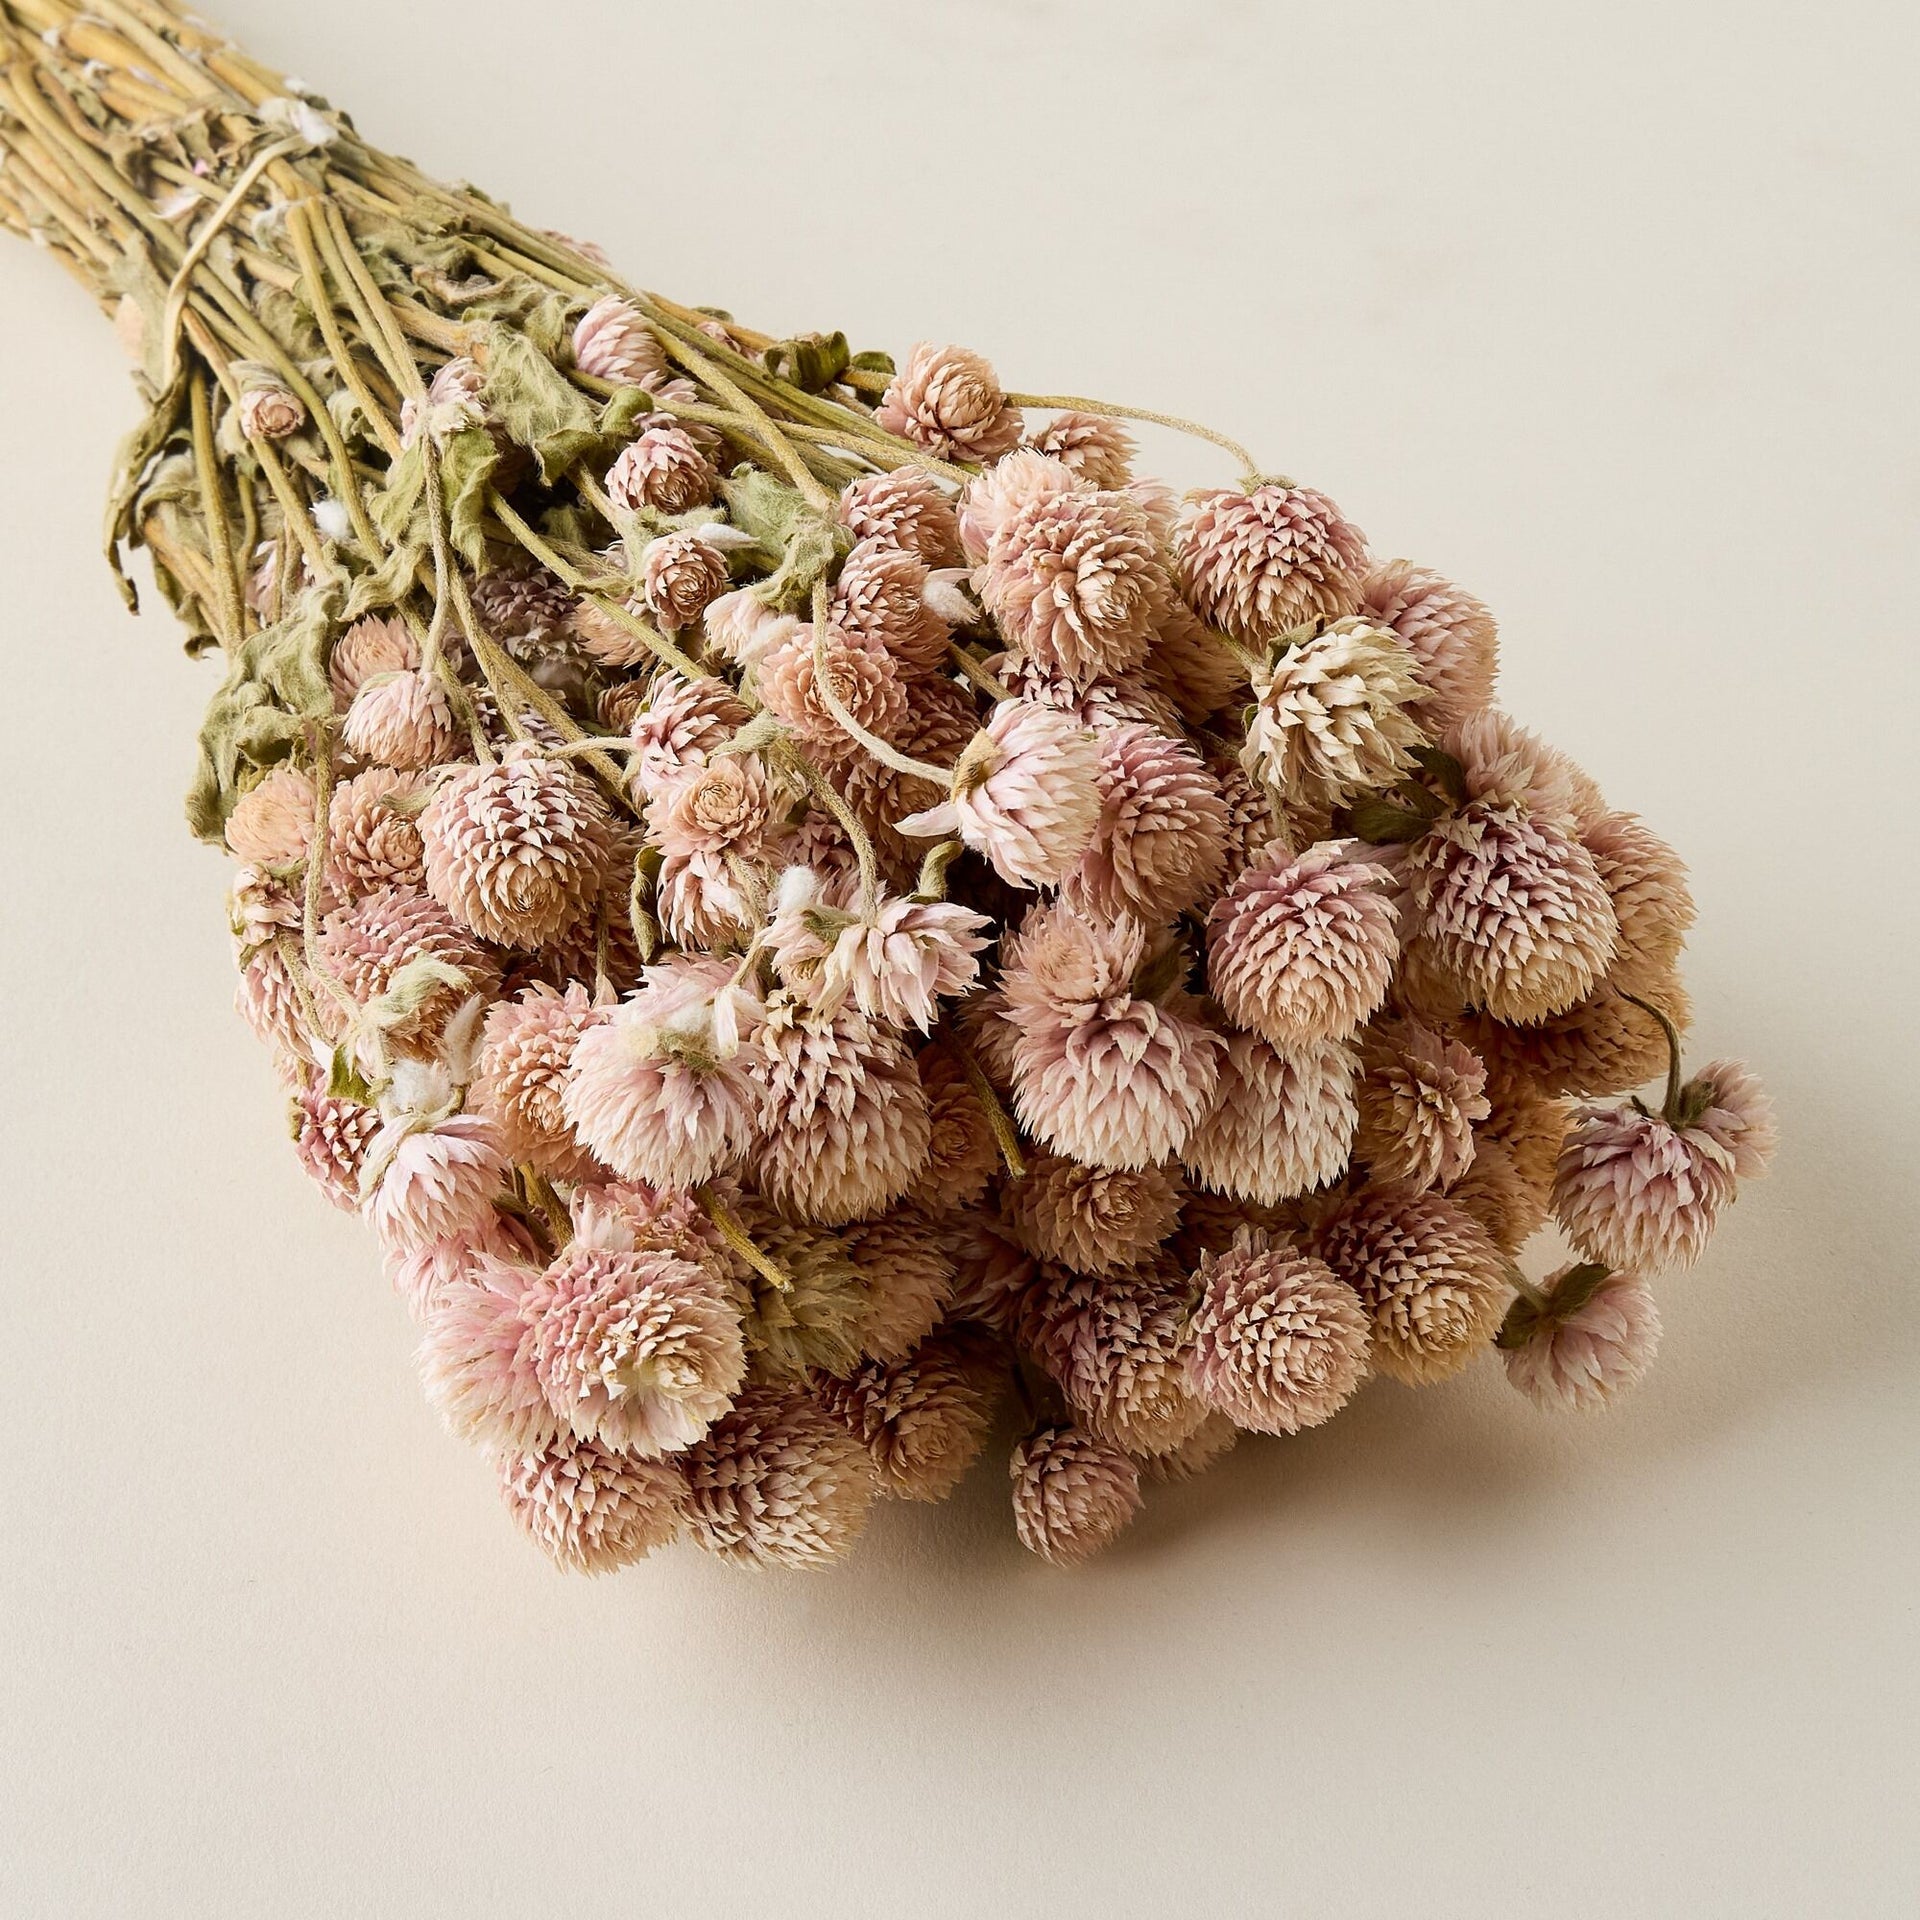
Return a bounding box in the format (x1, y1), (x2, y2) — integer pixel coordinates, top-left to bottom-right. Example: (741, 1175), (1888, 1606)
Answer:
(1004, 391), (1260, 479)
(1616, 988), (1687, 1124)
(807, 579), (956, 784)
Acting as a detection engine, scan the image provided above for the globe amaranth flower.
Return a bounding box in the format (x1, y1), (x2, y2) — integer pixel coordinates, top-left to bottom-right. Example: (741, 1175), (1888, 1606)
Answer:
(1311, 1186), (1511, 1386)
(571, 294), (669, 386)
(1009, 1425), (1142, 1566)
(956, 448), (1078, 566)
(327, 767), (430, 895)
(641, 528), (732, 631)
(1175, 482), (1370, 643)
(812, 1329), (1003, 1502)
(1185, 1240), (1372, 1434)
(225, 764), (315, 866)
(289, 1086), (382, 1210)
(315, 883), (502, 1055)
(1499, 1262), (1661, 1413)
(420, 744), (612, 948)
(903, 1041), (1001, 1215)
(469, 983), (609, 1184)
(626, 670), (751, 792)
(365, 1112), (512, 1262)
(754, 622), (909, 767)
(645, 752), (776, 863)
(1207, 840), (1400, 1048)
(1354, 1017), (1490, 1191)
(875, 341), (1022, 463)
(1581, 811), (1696, 997)
(1064, 723), (1229, 925)
(563, 956), (763, 1190)
(836, 1207), (956, 1362)
(329, 614), (419, 710)
(1243, 617), (1425, 811)
(1023, 410), (1136, 489)
(605, 421), (717, 515)
(836, 465), (964, 569)
(417, 1251), (559, 1451)
(680, 1384), (879, 1568)
(1003, 1151), (1184, 1277)
(1181, 1031), (1358, 1207)
(831, 536), (951, 671)
(342, 668), (461, 771)
(896, 699), (1102, 890)
(499, 1434), (688, 1573)
(1357, 559), (1498, 732)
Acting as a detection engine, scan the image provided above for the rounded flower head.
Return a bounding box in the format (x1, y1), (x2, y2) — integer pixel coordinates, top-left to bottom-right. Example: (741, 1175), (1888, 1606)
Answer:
(681, 1384), (878, 1568)
(1354, 1018), (1490, 1191)
(1207, 841), (1400, 1048)
(563, 956), (763, 1189)
(957, 449), (1078, 565)
(499, 1434), (687, 1573)
(1446, 709), (1604, 830)
(417, 1251), (557, 1449)
(837, 466), (964, 568)
(999, 906), (1223, 1172)
(226, 765), (315, 866)
(1244, 617), (1425, 810)
(642, 529), (731, 631)
(896, 700), (1102, 890)
(875, 341), (1022, 463)
(1175, 483), (1370, 643)
(315, 884), (501, 1053)
(755, 623), (908, 767)
(606, 421), (716, 515)
(975, 487), (1163, 685)
(289, 1086), (381, 1210)
(1010, 1425), (1142, 1566)
(627, 671), (750, 791)
(1407, 801), (1619, 1024)
(1582, 811), (1695, 997)
(837, 1208), (956, 1362)
(1357, 560), (1498, 731)
(1311, 1187), (1511, 1385)
(342, 668), (460, 770)
(903, 1041), (1001, 1214)
(813, 1330), (1003, 1502)
(1182, 1031), (1358, 1206)
(327, 767), (430, 895)
(1499, 1262), (1661, 1412)
(831, 537), (950, 670)
(730, 1205), (872, 1380)
(421, 745), (612, 948)
(236, 369), (303, 440)
(329, 614), (419, 710)
(1065, 723), (1229, 924)
(1186, 1241), (1372, 1434)
(469, 565), (573, 655)
(1004, 1152), (1183, 1277)
(571, 294), (668, 386)
(748, 995), (932, 1224)
(529, 1242), (746, 1455)
(1685, 1059), (1777, 1180)
(366, 1112), (511, 1261)
(470, 983), (609, 1183)
(1024, 411), (1135, 489)
(701, 588), (801, 671)
(647, 754), (775, 862)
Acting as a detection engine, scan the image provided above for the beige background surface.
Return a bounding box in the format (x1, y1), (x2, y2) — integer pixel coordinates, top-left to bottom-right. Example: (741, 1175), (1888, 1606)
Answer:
(2, 1), (1915, 1913)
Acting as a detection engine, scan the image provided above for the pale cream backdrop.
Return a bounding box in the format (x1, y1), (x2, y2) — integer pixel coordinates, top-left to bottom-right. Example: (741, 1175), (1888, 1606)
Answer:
(2, 0), (1914, 1912)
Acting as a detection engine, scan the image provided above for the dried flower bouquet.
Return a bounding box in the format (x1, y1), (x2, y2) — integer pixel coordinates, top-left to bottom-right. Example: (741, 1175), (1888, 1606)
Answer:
(0, 0), (1774, 1572)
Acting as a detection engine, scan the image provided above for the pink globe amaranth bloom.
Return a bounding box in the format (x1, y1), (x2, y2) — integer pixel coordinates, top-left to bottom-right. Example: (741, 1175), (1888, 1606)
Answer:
(1464, 976), (1687, 1103)
(499, 1434), (687, 1573)
(641, 528), (732, 631)
(836, 1207), (956, 1362)
(974, 487), (1164, 686)
(1582, 811), (1696, 997)
(365, 1112), (512, 1262)
(1311, 1186), (1512, 1386)
(1024, 410), (1136, 489)
(225, 765), (315, 865)
(562, 957), (762, 1189)
(831, 536), (951, 671)
(571, 294), (668, 386)
(813, 1329), (1003, 1502)
(605, 421), (716, 516)
(1685, 1059), (1777, 1180)
(1175, 483), (1370, 644)
(342, 668), (460, 770)
(754, 621), (909, 766)
(987, 647), (1182, 737)
(896, 700), (1102, 890)
(837, 466), (964, 568)
(327, 767), (430, 896)
(315, 884), (502, 1054)
(956, 448), (1078, 565)
(1500, 1263), (1661, 1413)
(904, 1041), (1001, 1215)
(944, 1215), (1041, 1334)
(626, 671), (750, 793)
(290, 1087), (381, 1210)
(1444, 709), (1606, 832)
(656, 847), (758, 952)
(1003, 1151), (1183, 1277)
(1210, 753), (1281, 887)
(1354, 1017), (1491, 1192)
(236, 945), (326, 1067)
(420, 745), (612, 948)
(1406, 801), (1619, 1024)
(470, 983), (609, 1184)
(1142, 582), (1249, 727)
(388, 1210), (539, 1322)
(646, 753), (775, 862)
(1064, 723), (1229, 925)
(770, 885), (991, 1032)
(329, 614), (419, 710)
(528, 1243), (746, 1457)
(699, 587), (799, 672)
(1182, 1030), (1358, 1206)
(1357, 559), (1499, 732)
(1024, 1258), (1208, 1457)
(1207, 840), (1400, 1048)
(1243, 617), (1426, 812)
(418, 1251), (559, 1450)
(680, 1383), (879, 1568)
(1186, 1242), (1372, 1435)
(397, 356), (487, 449)
(748, 996), (932, 1224)
(1009, 1425), (1142, 1566)
(999, 905), (1224, 1172)
(875, 341), (1022, 463)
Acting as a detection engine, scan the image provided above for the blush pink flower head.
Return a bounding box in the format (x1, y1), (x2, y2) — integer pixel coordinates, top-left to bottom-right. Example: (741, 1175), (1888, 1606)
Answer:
(1583, 811), (1696, 997)
(769, 879), (991, 1032)
(646, 753), (775, 862)
(342, 668), (460, 771)
(389, 1210), (539, 1324)
(1182, 1031), (1358, 1206)
(1065, 722), (1229, 925)
(562, 956), (763, 1189)
(1024, 410), (1136, 489)
(417, 1251), (558, 1450)
(813, 1331), (1002, 1502)
(1186, 1241), (1372, 1434)
(626, 671), (750, 792)
(896, 699), (1102, 890)
(365, 1112), (512, 1261)
(1499, 1262), (1661, 1413)
(904, 1041), (1001, 1214)
(571, 294), (669, 386)
(327, 767), (430, 896)
(225, 765), (315, 866)
(956, 448), (1078, 565)
(1004, 1152), (1184, 1277)
(329, 614), (419, 710)
(836, 1208), (956, 1362)
(1009, 1425), (1141, 1565)
(499, 1434), (687, 1573)
(1175, 483), (1370, 643)
(837, 465), (964, 568)
(1357, 560), (1499, 732)
(315, 884), (501, 1054)
(470, 983), (609, 1183)
(831, 536), (951, 671)
(606, 421), (717, 515)
(754, 623), (909, 767)
(289, 1086), (382, 1210)
(1354, 1017), (1491, 1192)
(642, 528), (732, 631)
(1207, 840), (1400, 1048)
(875, 341), (1023, 463)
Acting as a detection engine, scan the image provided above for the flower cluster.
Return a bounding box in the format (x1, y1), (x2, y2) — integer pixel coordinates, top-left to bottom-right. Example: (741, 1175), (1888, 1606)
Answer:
(7, 0), (1772, 1576)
